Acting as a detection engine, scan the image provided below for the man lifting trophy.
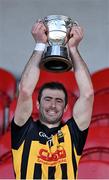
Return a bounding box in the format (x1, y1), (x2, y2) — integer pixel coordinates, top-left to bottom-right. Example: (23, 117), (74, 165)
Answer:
(11, 12), (94, 180)
(40, 15), (78, 72)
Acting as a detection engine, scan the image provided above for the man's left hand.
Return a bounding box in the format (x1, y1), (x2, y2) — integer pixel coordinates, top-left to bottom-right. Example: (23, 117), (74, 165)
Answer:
(67, 25), (84, 50)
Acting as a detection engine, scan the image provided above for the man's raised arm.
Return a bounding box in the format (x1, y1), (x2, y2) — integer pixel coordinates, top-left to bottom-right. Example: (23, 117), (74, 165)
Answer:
(14, 21), (47, 126)
(68, 25), (94, 130)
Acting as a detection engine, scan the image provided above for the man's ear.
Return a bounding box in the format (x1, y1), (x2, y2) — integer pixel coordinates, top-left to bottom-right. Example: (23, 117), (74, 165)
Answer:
(64, 104), (68, 113)
(37, 101), (39, 110)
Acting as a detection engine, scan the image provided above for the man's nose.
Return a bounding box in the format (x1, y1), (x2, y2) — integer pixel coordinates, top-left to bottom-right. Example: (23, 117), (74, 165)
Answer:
(51, 99), (56, 108)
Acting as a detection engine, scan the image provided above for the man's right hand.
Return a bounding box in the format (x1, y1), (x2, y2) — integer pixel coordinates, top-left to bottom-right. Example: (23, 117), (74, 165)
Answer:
(31, 21), (48, 43)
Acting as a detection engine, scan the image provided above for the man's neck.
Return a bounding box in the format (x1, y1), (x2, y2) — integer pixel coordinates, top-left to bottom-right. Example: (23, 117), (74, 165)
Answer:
(39, 120), (61, 129)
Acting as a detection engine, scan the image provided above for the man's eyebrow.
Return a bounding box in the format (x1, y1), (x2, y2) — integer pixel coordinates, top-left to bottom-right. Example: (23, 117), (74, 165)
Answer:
(44, 96), (52, 99)
(44, 96), (63, 101)
(56, 98), (63, 101)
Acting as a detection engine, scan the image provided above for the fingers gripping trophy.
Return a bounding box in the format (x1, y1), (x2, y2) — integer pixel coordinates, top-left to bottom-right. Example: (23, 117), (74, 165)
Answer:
(39, 15), (78, 72)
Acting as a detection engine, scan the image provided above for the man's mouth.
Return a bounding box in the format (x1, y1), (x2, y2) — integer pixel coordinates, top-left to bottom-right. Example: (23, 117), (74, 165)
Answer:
(46, 110), (57, 116)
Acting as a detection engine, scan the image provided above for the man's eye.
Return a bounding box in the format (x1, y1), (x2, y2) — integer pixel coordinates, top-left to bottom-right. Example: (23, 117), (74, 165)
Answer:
(56, 99), (63, 103)
(45, 98), (51, 101)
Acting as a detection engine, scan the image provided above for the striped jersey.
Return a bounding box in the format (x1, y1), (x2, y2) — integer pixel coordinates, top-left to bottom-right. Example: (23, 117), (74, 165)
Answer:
(11, 117), (88, 179)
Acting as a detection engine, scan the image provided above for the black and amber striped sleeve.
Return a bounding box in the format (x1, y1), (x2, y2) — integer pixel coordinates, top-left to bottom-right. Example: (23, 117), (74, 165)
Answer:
(11, 117), (33, 149)
(66, 117), (88, 155)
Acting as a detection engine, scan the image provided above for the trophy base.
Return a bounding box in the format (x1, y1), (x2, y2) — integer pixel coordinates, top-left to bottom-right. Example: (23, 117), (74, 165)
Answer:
(40, 46), (72, 72)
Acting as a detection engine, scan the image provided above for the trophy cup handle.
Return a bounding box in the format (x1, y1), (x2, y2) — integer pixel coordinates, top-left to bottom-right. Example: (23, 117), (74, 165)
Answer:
(66, 21), (79, 38)
(73, 21), (79, 26)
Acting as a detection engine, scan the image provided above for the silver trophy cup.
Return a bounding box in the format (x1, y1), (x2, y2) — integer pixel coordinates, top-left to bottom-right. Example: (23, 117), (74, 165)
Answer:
(40, 15), (77, 72)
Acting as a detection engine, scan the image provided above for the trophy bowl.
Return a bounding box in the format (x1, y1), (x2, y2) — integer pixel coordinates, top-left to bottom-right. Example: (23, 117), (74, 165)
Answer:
(40, 15), (76, 72)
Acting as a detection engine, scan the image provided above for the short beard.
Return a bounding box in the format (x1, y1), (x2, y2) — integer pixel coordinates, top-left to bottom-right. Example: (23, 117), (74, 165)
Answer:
(39, 113), (62, 127)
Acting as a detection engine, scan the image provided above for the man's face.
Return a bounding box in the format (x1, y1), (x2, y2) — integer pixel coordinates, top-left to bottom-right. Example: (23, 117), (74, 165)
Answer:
(38, 88), (66, 125)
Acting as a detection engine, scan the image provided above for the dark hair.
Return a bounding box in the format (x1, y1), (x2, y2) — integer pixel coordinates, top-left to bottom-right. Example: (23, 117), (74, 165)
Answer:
(38, 82), (68, 106)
